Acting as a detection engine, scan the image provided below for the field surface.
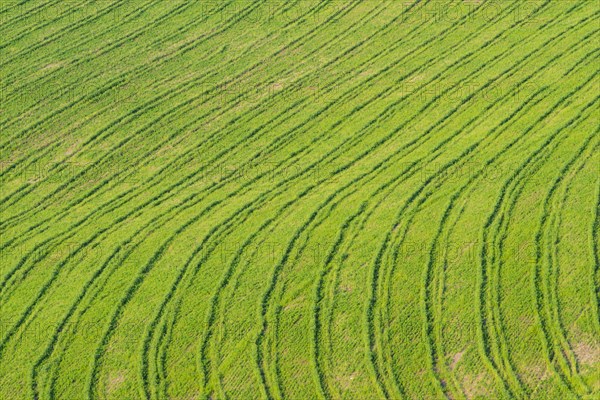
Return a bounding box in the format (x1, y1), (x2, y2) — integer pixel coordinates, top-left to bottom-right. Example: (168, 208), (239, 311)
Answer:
(0, 1), (599, 399)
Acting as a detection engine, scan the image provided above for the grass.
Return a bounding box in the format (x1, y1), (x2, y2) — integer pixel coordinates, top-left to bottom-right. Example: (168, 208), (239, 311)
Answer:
(0, 1), (599, 399)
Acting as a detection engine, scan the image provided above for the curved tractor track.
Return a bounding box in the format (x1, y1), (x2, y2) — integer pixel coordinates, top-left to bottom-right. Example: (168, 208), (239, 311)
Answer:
(1, 1), (598, 399)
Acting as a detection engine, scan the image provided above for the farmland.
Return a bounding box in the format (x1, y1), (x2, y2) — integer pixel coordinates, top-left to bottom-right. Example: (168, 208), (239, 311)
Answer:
(0, 0), (599, 399)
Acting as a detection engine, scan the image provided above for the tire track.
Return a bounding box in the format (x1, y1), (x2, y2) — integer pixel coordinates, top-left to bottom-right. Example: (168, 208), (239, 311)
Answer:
(375, 15), (596, 400)
(0, 1), (596, 398)
(482, 91), (599, 397)
(532, 128), (600, 397)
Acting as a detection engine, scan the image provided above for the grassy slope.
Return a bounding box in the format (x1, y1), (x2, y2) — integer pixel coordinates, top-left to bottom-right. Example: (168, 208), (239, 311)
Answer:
(0, 1), (598, 399)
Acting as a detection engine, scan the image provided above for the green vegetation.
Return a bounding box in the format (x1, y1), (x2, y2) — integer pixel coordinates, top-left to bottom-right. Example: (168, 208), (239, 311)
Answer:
(0, 1), (598, 399)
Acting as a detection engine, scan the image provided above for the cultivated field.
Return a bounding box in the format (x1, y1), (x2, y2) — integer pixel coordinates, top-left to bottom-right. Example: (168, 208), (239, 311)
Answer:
(0, 0), (598, 399)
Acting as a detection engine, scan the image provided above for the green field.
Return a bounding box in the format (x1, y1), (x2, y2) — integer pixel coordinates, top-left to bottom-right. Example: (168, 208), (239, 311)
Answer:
(0, 1), (599, 399)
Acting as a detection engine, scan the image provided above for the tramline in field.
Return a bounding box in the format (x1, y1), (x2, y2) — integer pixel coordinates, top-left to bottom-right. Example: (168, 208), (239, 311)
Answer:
(0, 1), (598, 399)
